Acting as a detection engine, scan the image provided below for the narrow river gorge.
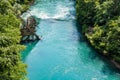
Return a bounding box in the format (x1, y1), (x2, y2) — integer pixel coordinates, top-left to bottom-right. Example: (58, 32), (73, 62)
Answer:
(22, 0), (120, 80)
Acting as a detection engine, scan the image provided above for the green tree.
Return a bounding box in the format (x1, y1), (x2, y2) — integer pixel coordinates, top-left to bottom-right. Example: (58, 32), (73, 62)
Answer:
(76, 0), (120, 61)
(0, 0), (34, 79)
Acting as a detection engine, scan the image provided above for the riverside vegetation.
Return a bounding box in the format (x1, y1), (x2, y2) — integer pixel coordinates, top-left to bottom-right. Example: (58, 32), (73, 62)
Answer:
(0, 0), (120, 80)
(0, 0), (33, 80)
(76, 0), (120, 62)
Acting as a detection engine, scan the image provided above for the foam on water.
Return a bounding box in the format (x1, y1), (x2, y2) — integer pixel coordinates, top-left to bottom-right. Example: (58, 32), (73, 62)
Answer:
(21, 3), (75, 20)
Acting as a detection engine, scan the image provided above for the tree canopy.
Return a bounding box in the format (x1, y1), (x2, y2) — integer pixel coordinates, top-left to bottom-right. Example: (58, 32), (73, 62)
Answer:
(0, 0), (33, 80)
(76, 0), (120, 61)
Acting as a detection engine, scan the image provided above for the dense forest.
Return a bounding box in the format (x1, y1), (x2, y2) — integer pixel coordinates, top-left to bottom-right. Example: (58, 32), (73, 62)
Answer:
(0, 0), (120, 79)
(0, 0), (33, 80)
(76, 0), (120, 62)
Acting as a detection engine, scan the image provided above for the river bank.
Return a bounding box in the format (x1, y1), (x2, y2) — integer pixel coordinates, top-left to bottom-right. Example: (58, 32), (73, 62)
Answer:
(76, 0), (120, 70)
(84, 35), (120, 69)
(76, 24), (120, 70)
(0, 0), (37, 79)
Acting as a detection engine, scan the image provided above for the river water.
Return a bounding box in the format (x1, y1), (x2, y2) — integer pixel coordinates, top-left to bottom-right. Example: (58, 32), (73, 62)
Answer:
(21, 0), (120, 80)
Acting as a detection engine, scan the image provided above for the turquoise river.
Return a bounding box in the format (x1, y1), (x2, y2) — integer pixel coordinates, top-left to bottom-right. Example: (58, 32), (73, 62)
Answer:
(22, 0), (120, 80)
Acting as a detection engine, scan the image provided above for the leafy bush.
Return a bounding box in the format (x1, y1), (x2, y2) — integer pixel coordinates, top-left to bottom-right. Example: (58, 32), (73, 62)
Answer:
(0, 0), (33, 79)
(76, 0), (120, 61)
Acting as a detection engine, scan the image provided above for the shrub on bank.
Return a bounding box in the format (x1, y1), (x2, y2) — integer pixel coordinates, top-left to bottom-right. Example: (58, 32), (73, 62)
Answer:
(76, 0), (120, 61)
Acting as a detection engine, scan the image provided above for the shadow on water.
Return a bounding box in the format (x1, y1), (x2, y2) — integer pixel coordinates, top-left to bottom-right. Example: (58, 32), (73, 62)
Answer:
(89, 49), (120, 74)
(76, 22), (120, 76)
(76, 21), (86, 42)
(21, 41), (38, 62)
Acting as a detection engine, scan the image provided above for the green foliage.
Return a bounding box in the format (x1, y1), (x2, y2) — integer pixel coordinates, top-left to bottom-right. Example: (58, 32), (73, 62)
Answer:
(0, 0), (12, 14)
(76, 0), (120, 60)
(0, 0), (33, 80)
